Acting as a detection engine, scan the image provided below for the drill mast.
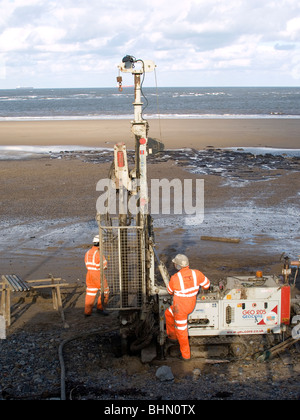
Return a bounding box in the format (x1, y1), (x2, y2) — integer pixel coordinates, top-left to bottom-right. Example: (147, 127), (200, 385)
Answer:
(97, 56), (167, 334)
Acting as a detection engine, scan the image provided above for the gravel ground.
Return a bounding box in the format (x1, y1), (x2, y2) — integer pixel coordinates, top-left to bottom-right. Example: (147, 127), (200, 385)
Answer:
(1, 288), (300, 401)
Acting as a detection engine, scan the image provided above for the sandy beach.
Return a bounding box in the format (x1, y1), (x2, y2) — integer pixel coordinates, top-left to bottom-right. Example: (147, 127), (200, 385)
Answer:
(0, 118), (300, 149)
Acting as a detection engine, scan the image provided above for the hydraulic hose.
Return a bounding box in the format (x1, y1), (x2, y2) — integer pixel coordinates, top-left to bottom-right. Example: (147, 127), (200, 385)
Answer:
(58, 327), (118, 400)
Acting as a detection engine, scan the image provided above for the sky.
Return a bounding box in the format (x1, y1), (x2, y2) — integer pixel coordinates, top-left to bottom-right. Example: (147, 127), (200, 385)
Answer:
(0, 0), (300, 88)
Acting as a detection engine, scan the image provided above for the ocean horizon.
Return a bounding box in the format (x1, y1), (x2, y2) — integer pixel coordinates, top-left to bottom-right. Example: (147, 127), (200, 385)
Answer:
(0, 86), (299, 121)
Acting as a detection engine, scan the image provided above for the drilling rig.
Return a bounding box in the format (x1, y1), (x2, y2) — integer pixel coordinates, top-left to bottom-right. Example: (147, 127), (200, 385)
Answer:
(96, 56), (294, 361)
(96, 55), (169, 356)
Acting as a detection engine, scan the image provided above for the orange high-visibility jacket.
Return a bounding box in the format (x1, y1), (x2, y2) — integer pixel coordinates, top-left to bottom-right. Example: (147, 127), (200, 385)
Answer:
(85, 246), (108, 285)
(167, 266), (210, 313)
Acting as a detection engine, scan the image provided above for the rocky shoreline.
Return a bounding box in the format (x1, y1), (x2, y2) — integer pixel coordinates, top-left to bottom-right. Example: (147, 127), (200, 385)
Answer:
(49, 146), (300, 182)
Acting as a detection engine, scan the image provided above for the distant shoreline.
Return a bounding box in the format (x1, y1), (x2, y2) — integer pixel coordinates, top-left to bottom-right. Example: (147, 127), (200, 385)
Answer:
(1, 114), (300, 122)
(0, 118), (299, 150)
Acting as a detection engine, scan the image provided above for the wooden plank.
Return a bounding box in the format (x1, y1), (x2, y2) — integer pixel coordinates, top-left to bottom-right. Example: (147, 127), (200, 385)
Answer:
(55, 285), (68, 328)
(201, 236), (240, 244)
(26, 278), (63, 284)
(0, 315), (6, 339)
(30, 283), (68, 289)
(5, 288), (10, 327)
(0, 284), (6, 318)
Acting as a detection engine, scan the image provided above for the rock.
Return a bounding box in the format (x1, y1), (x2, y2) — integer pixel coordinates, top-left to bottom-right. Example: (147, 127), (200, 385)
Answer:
(192, 368), (201, 382)
(155, 366), (174, 382)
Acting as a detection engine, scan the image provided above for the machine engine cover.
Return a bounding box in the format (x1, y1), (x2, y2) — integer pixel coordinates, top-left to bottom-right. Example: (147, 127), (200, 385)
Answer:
(188, 276), (290, 337)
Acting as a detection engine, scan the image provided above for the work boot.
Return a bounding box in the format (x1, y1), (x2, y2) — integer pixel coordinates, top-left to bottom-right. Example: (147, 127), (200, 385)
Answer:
(178, 355), (190, 362)
(96, 309), (109, 316)
(167, 337), (178, 344)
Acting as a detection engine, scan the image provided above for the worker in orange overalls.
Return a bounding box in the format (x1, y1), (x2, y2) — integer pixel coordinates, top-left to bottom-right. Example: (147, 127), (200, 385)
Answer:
(84, 235), (110, 316)
(165, 254), (210, 360)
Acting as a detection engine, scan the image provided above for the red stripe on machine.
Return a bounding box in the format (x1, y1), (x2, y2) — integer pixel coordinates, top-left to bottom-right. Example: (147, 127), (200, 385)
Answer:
(281, 286), (291, 325)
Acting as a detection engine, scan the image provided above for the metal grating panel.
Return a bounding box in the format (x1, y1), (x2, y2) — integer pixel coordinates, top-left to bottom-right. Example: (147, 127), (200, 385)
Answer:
(100, 225), (146, 310)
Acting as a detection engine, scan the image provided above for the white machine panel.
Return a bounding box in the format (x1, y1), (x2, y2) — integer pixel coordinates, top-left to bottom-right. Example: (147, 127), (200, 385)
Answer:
(188, 275), (289, 336)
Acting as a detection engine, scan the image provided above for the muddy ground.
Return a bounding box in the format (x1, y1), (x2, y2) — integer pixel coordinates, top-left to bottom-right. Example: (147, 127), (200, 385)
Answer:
(0, 147), (300, 401)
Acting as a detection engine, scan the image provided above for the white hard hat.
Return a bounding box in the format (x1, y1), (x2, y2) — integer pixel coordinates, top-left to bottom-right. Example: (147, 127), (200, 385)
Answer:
(93, 235), (99, 244)
(172, 254), (189, 268)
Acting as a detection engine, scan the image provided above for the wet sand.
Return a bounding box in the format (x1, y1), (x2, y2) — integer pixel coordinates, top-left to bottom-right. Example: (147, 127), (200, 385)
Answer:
(0, 118), (299, 284)
(0, 157), (299, 285)
(0, 118), (300, 149)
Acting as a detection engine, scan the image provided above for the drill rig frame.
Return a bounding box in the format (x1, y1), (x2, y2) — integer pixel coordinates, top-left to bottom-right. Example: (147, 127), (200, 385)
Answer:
(96, 56), (169, 353)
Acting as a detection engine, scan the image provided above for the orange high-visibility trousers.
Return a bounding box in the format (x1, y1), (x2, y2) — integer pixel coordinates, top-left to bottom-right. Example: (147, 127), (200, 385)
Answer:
(165, 267), (210, 359)
(84, 246), (109, 315)
(85, 272), (109, 315)
(165, 295), (196, 359)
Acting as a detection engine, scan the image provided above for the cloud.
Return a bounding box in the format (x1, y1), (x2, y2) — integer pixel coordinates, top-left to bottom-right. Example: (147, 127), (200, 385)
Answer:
(282, 16), (300, 40)
(0, 0), (300, 87)
(275, 43), (296, 50)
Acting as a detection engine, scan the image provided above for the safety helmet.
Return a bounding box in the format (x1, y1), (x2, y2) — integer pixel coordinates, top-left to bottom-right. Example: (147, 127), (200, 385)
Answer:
(93, 235), (99, 244)
(172, 254), (189, 268)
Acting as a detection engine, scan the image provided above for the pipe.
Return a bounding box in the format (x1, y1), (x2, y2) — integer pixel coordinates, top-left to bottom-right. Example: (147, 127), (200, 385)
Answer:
(58, 327), (118, 400)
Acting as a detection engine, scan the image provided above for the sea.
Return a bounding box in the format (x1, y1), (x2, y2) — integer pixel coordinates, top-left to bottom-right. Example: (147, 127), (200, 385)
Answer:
(0, 86), (299, 159)
(0, 86), (300, 121)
